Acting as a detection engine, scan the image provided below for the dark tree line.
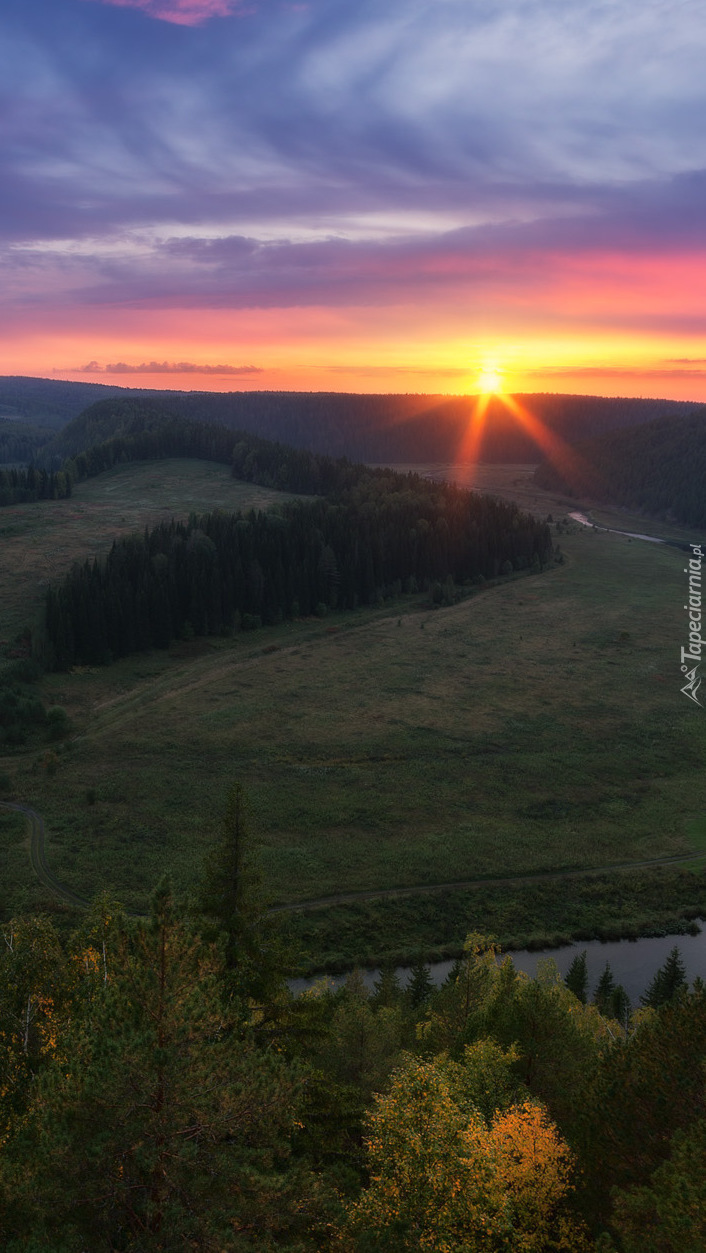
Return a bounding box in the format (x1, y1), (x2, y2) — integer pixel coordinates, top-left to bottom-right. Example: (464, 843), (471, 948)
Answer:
(35, 386), (705, 467)
(43, 474), (551, 668)
(534, 410), (706, 528)
(55, 403), (357, 499)
(0, 466), (71, 507)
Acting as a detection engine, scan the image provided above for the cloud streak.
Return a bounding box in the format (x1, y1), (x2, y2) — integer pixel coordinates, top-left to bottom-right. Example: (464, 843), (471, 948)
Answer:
(86, 0), (246, 26)
(77, 360), (264, 374)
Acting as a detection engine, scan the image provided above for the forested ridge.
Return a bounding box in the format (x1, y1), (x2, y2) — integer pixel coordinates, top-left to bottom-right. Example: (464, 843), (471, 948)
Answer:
(0, 420), (53, 468)
(0, 376), (128, 429)
(59, 398), (358, 497)
(534, 409), (706, 528)
(0, 823), (703, 1253)
(0, 375), (695, 465)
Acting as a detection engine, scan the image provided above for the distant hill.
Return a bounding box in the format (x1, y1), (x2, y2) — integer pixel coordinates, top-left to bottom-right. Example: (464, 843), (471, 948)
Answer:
(0, 376), (131, 429)
(534, 410), (706, 528)
(3, 374), (703, 464)
(164, 390), (704, 463)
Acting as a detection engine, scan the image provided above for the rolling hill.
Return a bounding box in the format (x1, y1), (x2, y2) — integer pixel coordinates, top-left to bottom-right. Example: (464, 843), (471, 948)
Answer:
(534, 410), (706, 528)
(2, 374), (703, 465)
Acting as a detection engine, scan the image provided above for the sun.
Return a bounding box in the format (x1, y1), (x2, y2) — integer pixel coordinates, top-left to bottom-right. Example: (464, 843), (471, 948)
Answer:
(476, 367), (503, 393)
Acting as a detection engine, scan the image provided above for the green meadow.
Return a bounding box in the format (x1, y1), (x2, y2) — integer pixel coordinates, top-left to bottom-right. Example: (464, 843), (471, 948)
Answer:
(0, 458), (301, 646)
(1, 457), (704, 963)
(1, 455), (704, 968)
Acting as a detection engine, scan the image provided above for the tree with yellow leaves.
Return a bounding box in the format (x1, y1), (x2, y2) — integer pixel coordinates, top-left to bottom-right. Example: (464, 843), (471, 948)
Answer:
(340, 1046), (591, 1252)
(0, 915), (66, 1144)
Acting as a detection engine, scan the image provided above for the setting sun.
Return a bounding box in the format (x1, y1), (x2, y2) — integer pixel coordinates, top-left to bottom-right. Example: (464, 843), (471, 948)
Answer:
(476, 368), (503, 393)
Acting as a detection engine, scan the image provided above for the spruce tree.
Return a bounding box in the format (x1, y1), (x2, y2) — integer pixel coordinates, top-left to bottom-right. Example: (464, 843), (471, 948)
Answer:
(610, 983), (632, 1033)
(0, 882), (310, 1251)
(198, 783), (284, 1003)
(641, 946), (688, 1008)
(407, 959), (434, 1009)
(565, 950), (588, 1004)
(593, 963), (616, 1016)
(371, 963), (402, 1008)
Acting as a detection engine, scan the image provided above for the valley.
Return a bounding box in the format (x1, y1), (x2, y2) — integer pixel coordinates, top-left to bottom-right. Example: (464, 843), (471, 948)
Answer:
(2, 457), (705, 968)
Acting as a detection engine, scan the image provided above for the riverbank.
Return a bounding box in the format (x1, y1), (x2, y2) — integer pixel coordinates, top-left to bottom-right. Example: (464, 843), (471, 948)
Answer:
(286, 859), (706, 976)
(291, 922), (706, 1005)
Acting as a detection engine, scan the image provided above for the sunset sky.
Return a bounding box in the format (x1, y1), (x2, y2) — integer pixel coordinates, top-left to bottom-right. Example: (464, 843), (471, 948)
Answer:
(3, 0), (706, 398)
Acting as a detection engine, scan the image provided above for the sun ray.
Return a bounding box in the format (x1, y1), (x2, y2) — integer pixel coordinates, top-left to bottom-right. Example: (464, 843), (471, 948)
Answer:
(452, 392), (492, 487)
(498, 393), (593, 485)
(452, 388), (595, 492)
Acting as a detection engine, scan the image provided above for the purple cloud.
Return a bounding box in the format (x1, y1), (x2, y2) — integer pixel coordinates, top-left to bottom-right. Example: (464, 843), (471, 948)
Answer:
(77, 360), (264, 374)
(2, 0), (706, 361)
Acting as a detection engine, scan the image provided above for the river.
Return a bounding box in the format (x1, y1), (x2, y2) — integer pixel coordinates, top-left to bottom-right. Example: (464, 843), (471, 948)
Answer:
(568, 511), (667, 544)
(290, 925), (706, 1004)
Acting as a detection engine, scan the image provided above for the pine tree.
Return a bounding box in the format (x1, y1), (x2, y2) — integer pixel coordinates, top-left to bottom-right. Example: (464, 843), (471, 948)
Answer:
(609, 983), (632, 1032)
(0, 882), (310, 1251)
(198, 783), (284, 1003)
(407, 958), (434, 1009)
(371, 963), (403, 1008)
(641, 946), (688, 1008)
(565, 950), (588, 1003)
(593, 962), (616, 1015)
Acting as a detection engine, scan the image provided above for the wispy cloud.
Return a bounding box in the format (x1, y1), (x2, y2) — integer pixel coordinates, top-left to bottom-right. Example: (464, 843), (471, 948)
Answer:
(326, 365), (471, 378)
(77, 360), (264, 374)
(526, 365), (706, 380)
(85, 0), (247, 27)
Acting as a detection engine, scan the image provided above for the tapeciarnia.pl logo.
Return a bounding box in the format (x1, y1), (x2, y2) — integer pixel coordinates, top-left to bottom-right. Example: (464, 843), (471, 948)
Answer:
(681, 543), (703, 706)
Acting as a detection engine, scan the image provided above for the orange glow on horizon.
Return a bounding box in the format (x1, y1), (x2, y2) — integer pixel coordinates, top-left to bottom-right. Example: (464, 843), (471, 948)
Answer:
(3, 287), (706, 401)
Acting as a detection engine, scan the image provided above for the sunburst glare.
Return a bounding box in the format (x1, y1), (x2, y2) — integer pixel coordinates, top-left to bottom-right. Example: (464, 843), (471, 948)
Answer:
(453, 388), (593, 490)
(476, 368), (503, 393)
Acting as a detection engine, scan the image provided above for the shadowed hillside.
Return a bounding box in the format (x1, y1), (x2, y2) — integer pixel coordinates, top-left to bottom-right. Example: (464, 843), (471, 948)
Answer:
(2, 375), (701, 465)
(534, 410), (706, 528)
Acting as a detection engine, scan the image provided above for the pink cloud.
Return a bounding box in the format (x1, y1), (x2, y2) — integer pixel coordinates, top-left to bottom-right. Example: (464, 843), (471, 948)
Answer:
(87, 0), (246, 27)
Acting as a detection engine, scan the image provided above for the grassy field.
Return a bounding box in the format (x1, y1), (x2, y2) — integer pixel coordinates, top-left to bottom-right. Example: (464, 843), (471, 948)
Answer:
(0, 808), (35, 914)
(1, 457), (705, 964)
(0, 459), (301, 646)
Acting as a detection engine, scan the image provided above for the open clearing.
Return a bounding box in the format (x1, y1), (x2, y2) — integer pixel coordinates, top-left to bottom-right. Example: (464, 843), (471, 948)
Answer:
(2, 460), (705, 924)
(0, 459), (301, 644)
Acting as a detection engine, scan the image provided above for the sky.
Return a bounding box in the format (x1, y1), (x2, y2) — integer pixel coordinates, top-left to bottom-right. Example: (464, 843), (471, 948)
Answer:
(2, 0), (706, 398)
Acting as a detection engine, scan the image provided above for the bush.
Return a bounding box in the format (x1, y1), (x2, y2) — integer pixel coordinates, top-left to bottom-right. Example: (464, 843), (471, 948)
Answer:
(47, 706), (70, 739)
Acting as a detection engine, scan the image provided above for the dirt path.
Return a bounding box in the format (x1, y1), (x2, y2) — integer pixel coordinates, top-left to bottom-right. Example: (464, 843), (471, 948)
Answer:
(3, 799), (704, 919)
(1, 800), (89, 910)
(270, 851), (706, 912)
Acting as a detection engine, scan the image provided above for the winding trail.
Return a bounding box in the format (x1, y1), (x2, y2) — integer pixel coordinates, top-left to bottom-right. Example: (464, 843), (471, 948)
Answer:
(1, 800), (89, 911)
(3, 799), (705, 918)
(272, 851), (706, 912)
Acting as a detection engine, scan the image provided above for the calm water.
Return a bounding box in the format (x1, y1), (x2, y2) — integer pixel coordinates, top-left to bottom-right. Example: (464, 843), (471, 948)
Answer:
(568, 511), (666, 544)
(291, 926), (706, 1004)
